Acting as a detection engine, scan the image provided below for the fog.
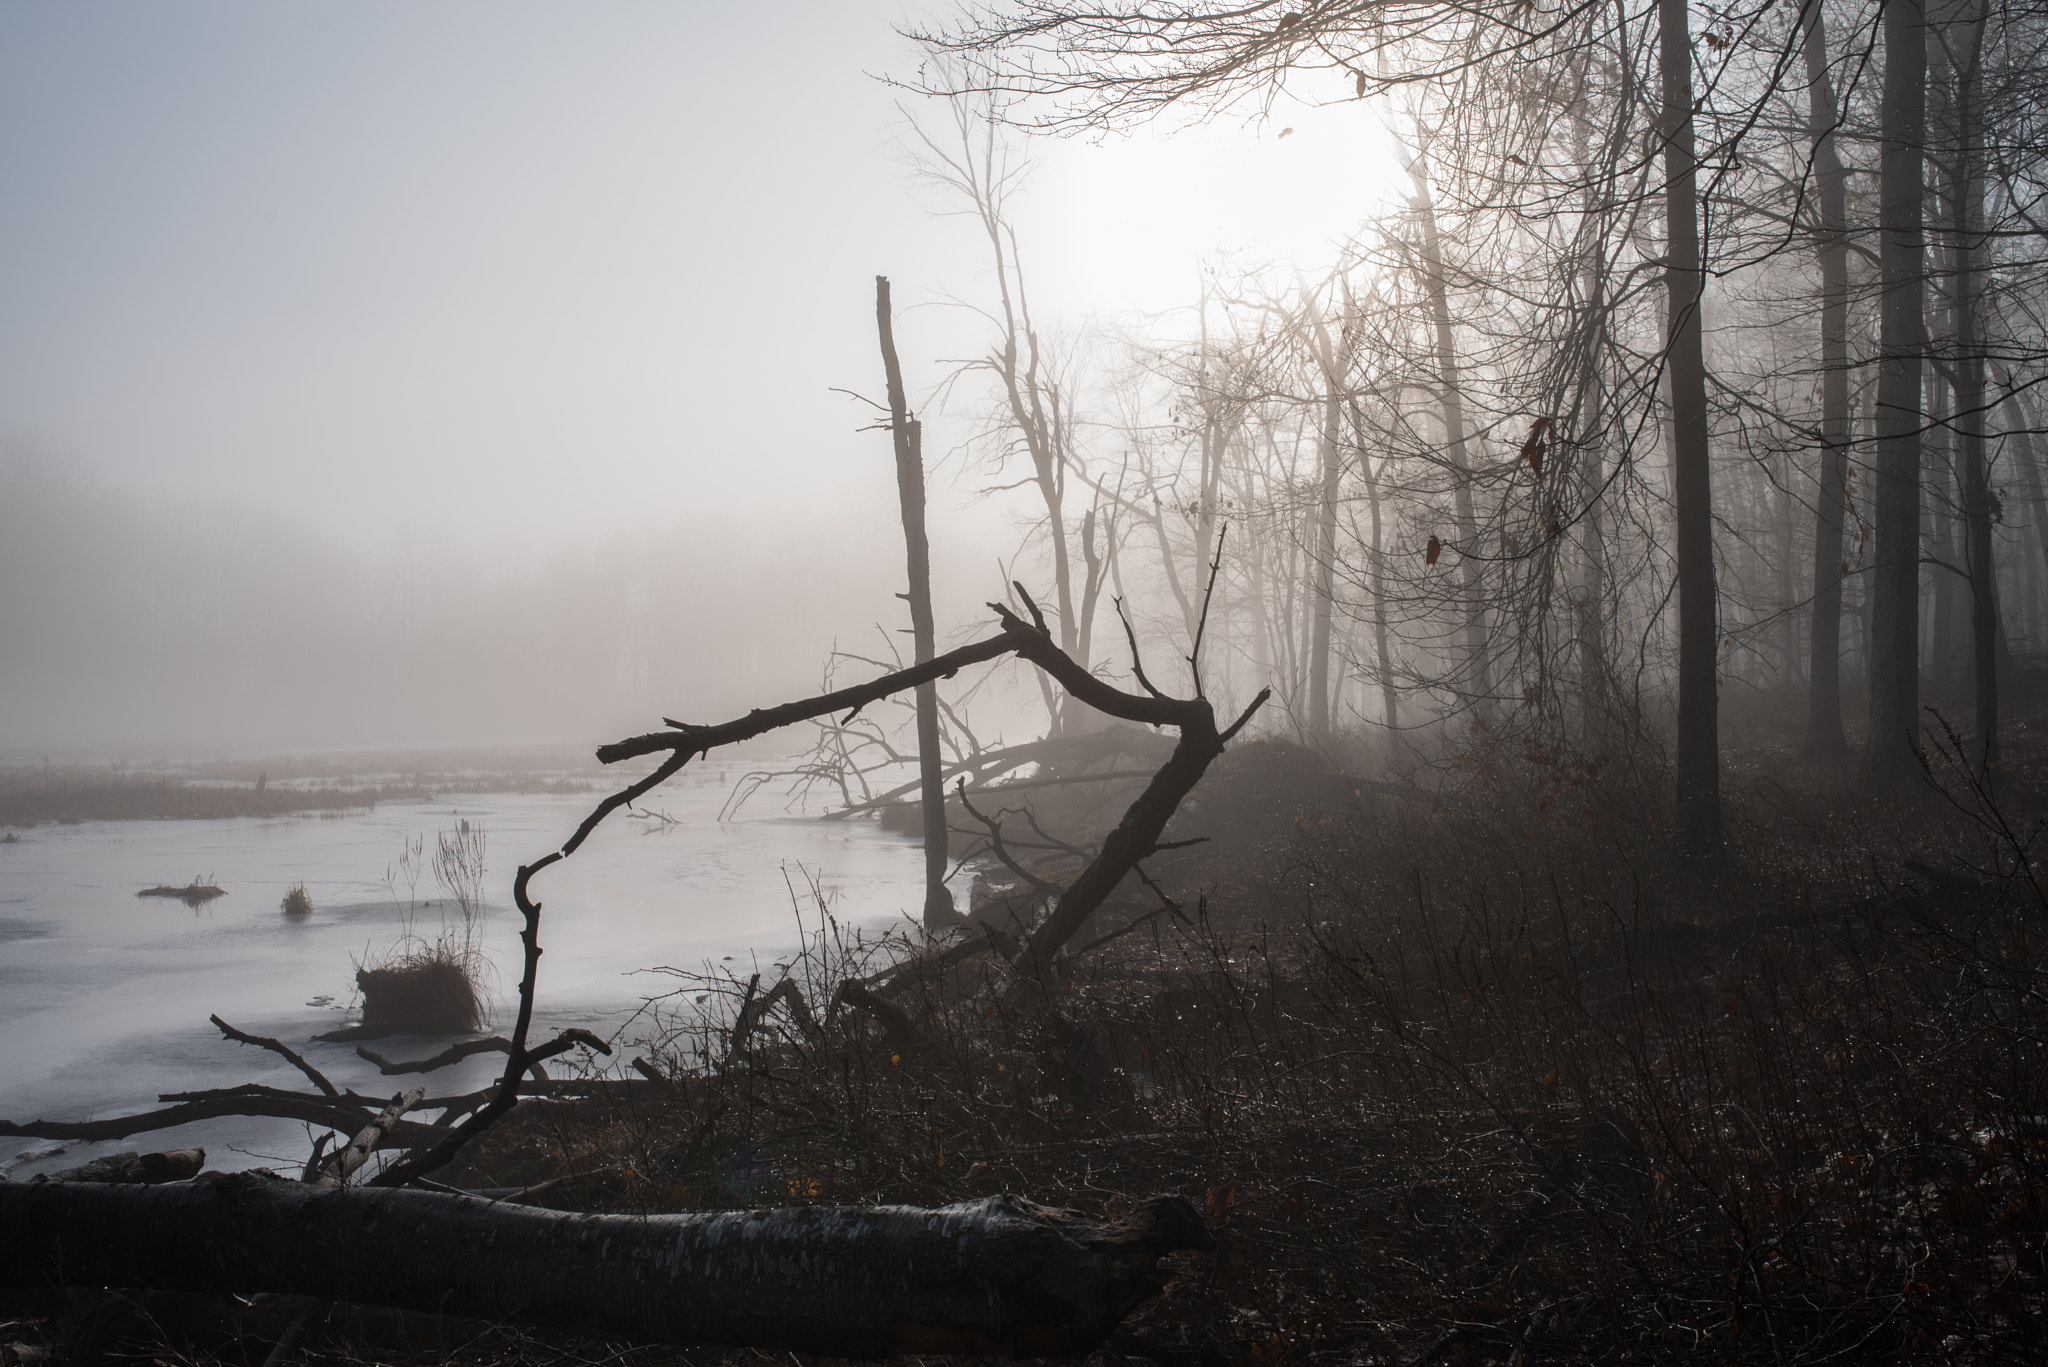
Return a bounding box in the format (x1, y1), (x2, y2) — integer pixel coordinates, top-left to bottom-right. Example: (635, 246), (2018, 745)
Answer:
(8, 2), (2048, 1351)
(0, 457), (1006, 752)
(0, 1), (1399, 756)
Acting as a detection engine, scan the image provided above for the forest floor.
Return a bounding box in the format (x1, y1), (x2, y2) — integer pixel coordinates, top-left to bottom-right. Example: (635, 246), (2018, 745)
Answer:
(13, 686), (2048, 1365)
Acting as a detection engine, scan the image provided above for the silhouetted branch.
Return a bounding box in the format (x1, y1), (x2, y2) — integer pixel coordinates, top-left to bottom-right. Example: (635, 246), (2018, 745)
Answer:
(1115, 596), (1171, 700)
(956, 781), (1064, 895)
(210, 1014), (339, 1098)
(369, 856), (559, 1189)
(595, 629), (1030, 771)
(357, 1036), (514, 1075)
(729, 977), (823, 1051)
(0, 1095), (437, 1148)
(1188, 526), (1228, 697)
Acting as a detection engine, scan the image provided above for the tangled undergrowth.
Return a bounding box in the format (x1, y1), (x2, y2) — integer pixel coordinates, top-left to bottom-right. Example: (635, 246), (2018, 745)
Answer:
(386, 708), (2043, 1366)
(24, 705), (2048, 1366)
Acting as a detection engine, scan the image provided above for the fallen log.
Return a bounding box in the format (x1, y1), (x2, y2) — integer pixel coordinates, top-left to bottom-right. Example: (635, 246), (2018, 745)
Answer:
(1, 1172), (1211, 1358)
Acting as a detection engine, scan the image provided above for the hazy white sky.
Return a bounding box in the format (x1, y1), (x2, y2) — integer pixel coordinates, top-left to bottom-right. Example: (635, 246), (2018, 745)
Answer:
(0, 0), (1403, 555)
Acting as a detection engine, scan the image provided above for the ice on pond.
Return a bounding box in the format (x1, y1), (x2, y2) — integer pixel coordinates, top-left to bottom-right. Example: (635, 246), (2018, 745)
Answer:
(0, 761), (931, 1178)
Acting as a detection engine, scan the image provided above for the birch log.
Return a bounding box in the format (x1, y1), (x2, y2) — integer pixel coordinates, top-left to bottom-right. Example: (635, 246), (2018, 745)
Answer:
(0, 1171), (1210, 1357)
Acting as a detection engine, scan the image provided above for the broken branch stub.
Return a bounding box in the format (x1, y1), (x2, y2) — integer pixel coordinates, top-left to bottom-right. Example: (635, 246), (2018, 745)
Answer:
(2, 1172), (1213, 1358)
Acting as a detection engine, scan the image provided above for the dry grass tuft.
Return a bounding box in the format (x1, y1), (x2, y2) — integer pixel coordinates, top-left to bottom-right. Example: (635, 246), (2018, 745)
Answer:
(356, 949), (483, 1036)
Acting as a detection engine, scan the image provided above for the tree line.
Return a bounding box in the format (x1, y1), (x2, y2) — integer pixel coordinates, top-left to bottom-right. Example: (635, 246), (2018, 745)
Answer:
(883, 0), (2048, 854)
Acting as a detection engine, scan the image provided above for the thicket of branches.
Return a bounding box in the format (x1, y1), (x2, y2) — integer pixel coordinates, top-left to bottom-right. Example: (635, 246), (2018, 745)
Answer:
(877, 0), (2048, 844)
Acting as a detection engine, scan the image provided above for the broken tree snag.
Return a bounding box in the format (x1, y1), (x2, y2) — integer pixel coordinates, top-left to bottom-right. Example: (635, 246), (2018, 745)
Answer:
(876, 275), (955, 930)
(730, 976), (822, 1054)
(1, 1173), (1213, 1358)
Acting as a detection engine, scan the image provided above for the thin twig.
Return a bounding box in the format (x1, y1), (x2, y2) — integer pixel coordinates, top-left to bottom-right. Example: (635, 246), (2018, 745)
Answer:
(1187, 524), (1228, 697)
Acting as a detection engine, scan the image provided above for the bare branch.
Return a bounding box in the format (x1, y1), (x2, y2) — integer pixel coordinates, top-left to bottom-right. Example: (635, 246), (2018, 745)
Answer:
(210, 1014), (339, 1098)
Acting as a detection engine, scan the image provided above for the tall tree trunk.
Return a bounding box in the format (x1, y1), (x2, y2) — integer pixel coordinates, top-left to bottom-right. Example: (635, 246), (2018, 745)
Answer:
(876, 277), (955, 928)
(1659, 0), (1722, 849)
(1928, 378), (1961, 686)
(1567, 84), (1615, 745)
(2000, 381), (2048, 604)
(1575, 240), (1613, 743)
(1800, 0), (1852, 757)
(1304, 292), (1345, 741)
(1353, 403), (1401, 733)
(1409, 165), (1491, 713)
(1867, 0), (1929, 783)
(1779, 453), (1804, 687)
(1949, 0), (1995, 777)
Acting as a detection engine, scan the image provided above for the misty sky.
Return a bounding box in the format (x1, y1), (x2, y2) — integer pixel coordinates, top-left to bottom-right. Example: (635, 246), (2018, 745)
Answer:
(0, 1), (1401, 751)
(1, 1), (1402, 543)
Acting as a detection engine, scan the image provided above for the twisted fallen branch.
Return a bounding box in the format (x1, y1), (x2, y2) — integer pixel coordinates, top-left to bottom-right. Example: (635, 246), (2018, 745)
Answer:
(375, 598), (1261, 1185)
(3, 592), (1255, 1357)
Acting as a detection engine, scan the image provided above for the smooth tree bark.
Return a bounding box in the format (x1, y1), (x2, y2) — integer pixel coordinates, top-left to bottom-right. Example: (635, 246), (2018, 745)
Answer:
(1801, 0), (1852, 758)
(1659, 0), (1723, 849)
(876, 276), (955, 928)
(1868, 0), (1930, 783)
(1, 1172), (1212, 1358)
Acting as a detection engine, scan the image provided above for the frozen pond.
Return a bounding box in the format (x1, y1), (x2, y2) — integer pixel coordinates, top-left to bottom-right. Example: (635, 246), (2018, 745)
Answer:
(0, 760), (930, 1178)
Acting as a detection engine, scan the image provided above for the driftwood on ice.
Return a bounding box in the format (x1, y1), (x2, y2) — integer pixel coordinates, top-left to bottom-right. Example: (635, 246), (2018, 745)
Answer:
(0, 1171), (1213, 1358)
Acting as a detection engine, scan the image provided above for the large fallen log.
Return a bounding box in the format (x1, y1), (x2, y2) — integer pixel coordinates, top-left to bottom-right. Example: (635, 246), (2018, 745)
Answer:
(1, 1171), (1211, 1358)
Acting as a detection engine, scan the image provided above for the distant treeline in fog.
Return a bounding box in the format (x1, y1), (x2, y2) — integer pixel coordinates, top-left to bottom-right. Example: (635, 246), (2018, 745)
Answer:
(0, 458), (956, 753)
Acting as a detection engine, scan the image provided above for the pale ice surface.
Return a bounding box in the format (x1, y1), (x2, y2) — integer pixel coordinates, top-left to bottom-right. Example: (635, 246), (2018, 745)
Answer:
(0, 760), (930, 1178)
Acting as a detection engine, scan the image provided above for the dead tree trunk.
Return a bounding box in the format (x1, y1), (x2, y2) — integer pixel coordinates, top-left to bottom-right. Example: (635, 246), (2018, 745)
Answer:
(876, 275), (956, 927)
(1, 1172), (1211, 1358)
